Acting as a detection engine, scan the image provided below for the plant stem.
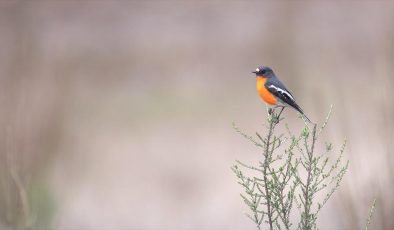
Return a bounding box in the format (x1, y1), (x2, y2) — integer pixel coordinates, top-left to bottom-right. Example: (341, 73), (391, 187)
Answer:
(279, 187), (290, 230)
(263, 108), (283, 230)
(364, 198), (377, 230)
(263, 118), (274, 230)
(303, 125), (317, 229)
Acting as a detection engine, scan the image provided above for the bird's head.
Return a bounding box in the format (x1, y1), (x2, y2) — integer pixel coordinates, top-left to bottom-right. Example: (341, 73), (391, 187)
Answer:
(252, 66), (274, 78)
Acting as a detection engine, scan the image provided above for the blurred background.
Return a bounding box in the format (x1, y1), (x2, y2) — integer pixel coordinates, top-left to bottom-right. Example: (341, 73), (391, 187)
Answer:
(0, 1), (393, 229)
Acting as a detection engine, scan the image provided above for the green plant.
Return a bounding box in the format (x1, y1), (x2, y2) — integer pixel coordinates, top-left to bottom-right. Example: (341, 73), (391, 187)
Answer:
(364, 198), (377, 230)
(232, 106), (349, 230)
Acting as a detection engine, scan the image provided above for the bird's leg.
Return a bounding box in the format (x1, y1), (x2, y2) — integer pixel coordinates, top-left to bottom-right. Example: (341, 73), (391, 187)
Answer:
(268, 106), (285, 124)
(269, 105), (281, 114)
(277, 106), (285, 119)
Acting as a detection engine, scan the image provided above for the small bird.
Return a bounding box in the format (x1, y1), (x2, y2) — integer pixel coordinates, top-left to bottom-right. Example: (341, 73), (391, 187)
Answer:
(253, 66), (312, 123)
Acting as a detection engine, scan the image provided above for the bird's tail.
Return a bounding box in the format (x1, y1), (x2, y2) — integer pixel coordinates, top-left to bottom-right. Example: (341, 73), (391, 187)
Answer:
(293, 104), (312, 124)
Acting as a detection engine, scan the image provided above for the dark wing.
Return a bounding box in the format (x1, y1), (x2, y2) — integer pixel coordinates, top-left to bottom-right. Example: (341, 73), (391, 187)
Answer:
(265, 78), (312, 123)
(265, 78), (297, 108)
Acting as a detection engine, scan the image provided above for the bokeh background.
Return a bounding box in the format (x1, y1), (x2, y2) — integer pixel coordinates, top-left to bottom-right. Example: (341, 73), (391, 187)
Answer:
(1, 1), (394, 229)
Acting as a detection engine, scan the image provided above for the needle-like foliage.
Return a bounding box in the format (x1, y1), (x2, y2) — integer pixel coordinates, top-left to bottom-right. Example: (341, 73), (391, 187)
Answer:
(232, 106), (349, 230)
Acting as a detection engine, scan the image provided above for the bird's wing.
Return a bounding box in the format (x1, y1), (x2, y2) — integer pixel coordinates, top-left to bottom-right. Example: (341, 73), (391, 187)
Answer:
(265, 78), (312, 123)
(265, 78), (297, 107)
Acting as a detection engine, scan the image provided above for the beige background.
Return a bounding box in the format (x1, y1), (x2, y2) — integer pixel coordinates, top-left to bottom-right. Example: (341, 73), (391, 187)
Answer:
(0, 1), (393, 229)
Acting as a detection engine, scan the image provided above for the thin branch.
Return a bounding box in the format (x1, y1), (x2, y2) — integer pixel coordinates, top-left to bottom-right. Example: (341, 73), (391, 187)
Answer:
(302, 124), (317, 229)
(364, 198), (377, 230)
(318, 104), (333, 137)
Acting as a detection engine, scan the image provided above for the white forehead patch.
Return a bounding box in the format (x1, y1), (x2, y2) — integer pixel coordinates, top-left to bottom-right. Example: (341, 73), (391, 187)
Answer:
(256, 68), (259, 72)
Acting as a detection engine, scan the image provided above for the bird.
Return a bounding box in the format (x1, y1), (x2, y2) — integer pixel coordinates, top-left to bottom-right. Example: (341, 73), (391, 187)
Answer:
(252, 66), (312, 123)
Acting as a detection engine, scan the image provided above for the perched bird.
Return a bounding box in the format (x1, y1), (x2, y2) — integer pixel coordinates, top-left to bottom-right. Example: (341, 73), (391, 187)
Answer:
(253, 66), (312, 123)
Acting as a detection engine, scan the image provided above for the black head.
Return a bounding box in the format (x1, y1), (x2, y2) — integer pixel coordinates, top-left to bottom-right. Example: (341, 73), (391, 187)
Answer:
(252, 66), (274, 78)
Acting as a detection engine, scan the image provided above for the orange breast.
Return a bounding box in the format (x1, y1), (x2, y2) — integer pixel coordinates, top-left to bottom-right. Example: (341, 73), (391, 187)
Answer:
(256, 77), (277, 105)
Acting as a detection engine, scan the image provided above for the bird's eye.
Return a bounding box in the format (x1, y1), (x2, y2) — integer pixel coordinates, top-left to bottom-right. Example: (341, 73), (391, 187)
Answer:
(261, 69), (266, 74)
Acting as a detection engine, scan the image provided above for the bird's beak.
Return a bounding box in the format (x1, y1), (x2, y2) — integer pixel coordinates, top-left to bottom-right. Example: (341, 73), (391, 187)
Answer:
(252, 71), (257, 74)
